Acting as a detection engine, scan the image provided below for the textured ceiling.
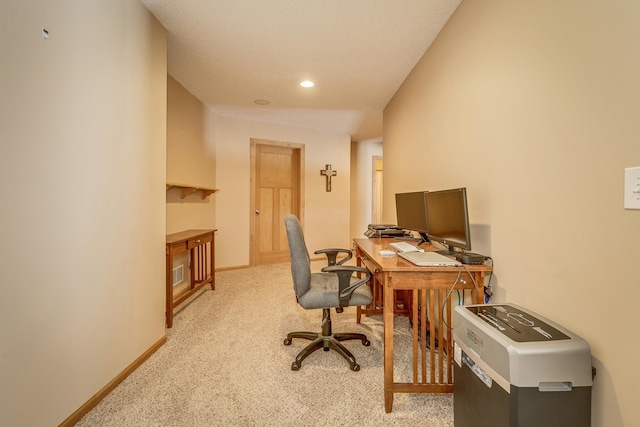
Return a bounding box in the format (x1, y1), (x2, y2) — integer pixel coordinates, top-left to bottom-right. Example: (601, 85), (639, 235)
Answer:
(142, 0), (461, 141)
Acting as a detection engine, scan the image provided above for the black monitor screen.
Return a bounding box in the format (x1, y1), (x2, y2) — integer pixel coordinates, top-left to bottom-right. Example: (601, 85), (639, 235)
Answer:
(424, 187), (471, 253)
(395, 191), (429, 239)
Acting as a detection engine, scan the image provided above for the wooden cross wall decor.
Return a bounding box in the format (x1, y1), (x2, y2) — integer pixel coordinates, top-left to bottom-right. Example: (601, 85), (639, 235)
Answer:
(320, 164), (337, 192)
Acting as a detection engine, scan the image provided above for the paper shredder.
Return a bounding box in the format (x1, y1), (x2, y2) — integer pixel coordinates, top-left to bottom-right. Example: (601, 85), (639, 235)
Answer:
(453, 303), (592, 427)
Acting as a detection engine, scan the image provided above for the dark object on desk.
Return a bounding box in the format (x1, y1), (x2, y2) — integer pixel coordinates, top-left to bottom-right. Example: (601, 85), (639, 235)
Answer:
(283, 214), (373, 371)
(364, 224), (405, 238)
(453, 252), (486, 265)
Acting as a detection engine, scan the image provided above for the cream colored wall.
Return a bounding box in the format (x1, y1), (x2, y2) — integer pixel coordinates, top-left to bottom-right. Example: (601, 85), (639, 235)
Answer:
(351, 138), (383, 240)
(0, 2), (166, 426)
(166, 76), (216, 234)
(383, 0), (640, 425)
(213, 115), (351, 268)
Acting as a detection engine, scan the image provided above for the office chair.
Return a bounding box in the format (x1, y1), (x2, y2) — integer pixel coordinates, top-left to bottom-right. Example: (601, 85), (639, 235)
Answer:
(283, 214), (373, 371)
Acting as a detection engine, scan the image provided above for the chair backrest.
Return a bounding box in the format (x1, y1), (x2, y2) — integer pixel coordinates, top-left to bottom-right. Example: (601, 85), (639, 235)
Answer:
(283, 214), (311, 298)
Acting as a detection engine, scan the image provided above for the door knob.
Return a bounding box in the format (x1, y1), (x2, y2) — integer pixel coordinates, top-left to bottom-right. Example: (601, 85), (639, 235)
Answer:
(255, 210), (260, 214)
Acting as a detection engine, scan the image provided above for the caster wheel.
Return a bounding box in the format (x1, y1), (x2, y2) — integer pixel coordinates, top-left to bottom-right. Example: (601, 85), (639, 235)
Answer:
(291, 362), (301, 371)
(351, 363), (361, 372)
(363, 339), (370, 346)
(284, 338), (292, 345)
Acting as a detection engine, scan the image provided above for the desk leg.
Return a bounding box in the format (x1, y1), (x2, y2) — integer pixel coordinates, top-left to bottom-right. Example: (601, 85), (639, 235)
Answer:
(210, 235), (215, 290)
(473, 272), (484, 304)
(383, 273), (394, 413)
(166, 250), (173, 328)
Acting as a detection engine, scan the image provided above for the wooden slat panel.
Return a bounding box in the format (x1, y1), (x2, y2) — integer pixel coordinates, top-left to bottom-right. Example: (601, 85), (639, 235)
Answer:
(445, 290), (453, 384)
(412, 290), (419, 384)
(421, 290), (428, 384)
(429, 289), (436, 384)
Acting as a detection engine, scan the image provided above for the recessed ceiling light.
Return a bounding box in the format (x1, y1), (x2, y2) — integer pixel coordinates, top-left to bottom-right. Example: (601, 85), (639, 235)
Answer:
(254, 99), (270, 105)
(300, 80), (315, 88)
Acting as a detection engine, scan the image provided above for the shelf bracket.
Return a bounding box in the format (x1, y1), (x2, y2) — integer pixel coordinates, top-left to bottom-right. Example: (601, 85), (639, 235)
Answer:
(180, 187), (198, 199)
(200, 189), (216, 199)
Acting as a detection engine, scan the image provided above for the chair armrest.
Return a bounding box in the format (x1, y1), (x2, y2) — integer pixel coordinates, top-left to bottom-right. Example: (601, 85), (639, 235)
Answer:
(322, 265), (371, 307)
(314, 248), (353, 266)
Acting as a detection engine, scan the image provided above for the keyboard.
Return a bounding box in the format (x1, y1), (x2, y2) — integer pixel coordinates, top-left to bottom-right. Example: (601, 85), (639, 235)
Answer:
(389, 241), (424, 253)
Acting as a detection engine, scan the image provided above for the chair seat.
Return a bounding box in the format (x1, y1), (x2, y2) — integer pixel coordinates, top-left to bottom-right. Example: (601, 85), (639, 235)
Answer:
(297, 272), (373, 309)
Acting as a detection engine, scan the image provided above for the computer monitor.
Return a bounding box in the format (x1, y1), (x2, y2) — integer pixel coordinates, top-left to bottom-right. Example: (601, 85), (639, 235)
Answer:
(424, 187), (471, 255)
(395, 191), (429, 243)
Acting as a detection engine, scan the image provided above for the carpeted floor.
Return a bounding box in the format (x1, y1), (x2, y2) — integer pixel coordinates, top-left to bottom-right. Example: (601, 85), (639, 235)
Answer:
(75, 262), (454, 426)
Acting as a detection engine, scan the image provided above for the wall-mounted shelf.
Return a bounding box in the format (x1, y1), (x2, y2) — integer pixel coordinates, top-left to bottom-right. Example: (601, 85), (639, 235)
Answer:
(166, 182), (219, 200)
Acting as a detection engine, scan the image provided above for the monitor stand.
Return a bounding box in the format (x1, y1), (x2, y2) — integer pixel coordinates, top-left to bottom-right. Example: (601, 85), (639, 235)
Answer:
(436, 244), (457, 257)
(394, 231), (429, 244)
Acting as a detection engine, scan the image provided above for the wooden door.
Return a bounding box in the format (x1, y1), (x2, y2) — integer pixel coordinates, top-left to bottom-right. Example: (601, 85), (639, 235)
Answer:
(250, 139), (304, 265)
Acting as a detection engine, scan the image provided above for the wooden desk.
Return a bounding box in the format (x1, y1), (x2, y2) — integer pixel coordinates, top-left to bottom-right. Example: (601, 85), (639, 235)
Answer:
(353, 238), (492, 413)
(166, 229), (216, 328)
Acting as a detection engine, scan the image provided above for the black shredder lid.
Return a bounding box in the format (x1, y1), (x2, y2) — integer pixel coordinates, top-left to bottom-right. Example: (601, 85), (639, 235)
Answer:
(466, 304), (570, 342)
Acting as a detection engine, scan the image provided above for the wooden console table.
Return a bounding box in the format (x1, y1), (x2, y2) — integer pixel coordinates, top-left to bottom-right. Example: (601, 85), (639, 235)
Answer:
(353, 238), (492, 413)
(166, 229), (216, 328)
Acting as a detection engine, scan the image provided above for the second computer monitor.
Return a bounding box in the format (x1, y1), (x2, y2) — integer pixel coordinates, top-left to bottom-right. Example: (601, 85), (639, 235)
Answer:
(395, 191), (429, 243)
(424, 187), (471, 254)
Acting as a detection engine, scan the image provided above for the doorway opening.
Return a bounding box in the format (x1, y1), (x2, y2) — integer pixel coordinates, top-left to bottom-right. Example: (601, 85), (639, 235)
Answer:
(372, 156), (383, 224)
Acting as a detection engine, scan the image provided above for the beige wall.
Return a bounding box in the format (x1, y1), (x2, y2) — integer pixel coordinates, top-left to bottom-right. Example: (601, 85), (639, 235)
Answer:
(384, 0), (640, 425)
(166, 76), (217, 234)
(0, 2), (167, 426)
(213, 115), (352, 268)
(351, 138), (383, 240)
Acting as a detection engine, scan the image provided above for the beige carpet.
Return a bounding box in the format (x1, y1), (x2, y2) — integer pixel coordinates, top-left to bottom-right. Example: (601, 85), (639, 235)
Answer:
(76, 261), (454, 426)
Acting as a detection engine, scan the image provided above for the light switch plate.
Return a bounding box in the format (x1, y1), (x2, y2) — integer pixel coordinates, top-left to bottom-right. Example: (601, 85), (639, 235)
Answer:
(624, 167), (640, 209)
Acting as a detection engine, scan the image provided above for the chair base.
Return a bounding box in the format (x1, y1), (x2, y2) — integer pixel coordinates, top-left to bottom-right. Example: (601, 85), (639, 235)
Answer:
(284, 331), (370, 371)
(283, 308), (370, 371)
